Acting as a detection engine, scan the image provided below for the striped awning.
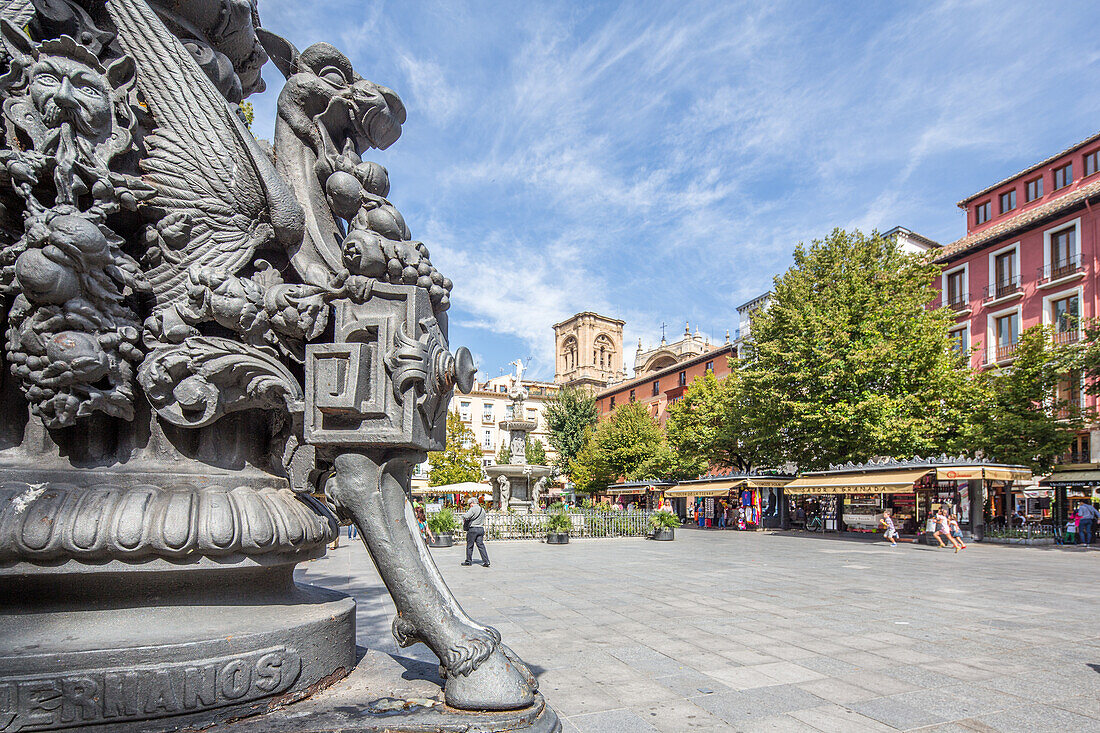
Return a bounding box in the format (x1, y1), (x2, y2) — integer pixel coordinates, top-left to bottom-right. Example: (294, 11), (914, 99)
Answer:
(665, 476), (793, 497)
(664, 485), (735, 498)
(606, 485), (660, 495)
(785, 469), (932, 495)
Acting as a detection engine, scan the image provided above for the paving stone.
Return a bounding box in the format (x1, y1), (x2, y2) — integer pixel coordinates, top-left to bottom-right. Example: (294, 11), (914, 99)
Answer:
(569, 708), (660, 733)
(795, 677), (881, 705)
(787, 703), (896, 732)
(731, 713), (821, 732)
(973, 701), (1100, 733)
(652, 670), (730, 697)
(1052, 694), (1100, 719)
(849, 694), (950, 729)
(297, 530), (1100, 731)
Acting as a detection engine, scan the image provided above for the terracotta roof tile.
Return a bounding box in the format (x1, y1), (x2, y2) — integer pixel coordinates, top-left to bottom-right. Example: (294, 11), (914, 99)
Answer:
(957, 129), (1100, 207)
(936, 178), (1100, 263)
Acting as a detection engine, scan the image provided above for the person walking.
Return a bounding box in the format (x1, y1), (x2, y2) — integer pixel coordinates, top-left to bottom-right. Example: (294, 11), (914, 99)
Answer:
(1076, 500), (1099, 548)
(948, 513), (966, 552)
(880, 509), (899, 547)
(461, 497), (490, 567)
(415, 505), (434, 544)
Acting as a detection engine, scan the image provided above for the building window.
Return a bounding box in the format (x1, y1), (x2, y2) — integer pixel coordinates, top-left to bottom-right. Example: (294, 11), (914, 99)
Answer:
(975, 201), (991, 225)
(527, 408), (537, 425)
(945, 268), (967, 309)
(482, 430), (492, 450)
(1056, 371), (1083, 418)
(1025, 177), (1044, 202)
(950, 326), (968, 355)
(459, 401), (471, 421)
(1052, 293), (1080, 345)
(652, 380), (660, 396)
(678, 371), (686, 386)
(482, 404), (494, 423)
(1066, 433), (1091, 463)
(992, 249), (1018, 298)
(609, 396), (616, 409)
(705, 361), (713, 372)
(629, 389), (635, 402)
(999, 189), (1016, 214)
(995, 312), (1019, 360)
(1049, 226), (1077, 280)
(1054, 163), (1073, 190)
(1086, 150), (1100, 177)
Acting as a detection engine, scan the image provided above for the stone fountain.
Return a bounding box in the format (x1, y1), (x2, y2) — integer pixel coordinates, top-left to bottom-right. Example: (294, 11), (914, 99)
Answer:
(485, 360), (553, 512)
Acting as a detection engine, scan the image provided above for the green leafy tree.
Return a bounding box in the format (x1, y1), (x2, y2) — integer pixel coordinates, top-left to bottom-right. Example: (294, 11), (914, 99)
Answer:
(666, 368), (771, 472)
(740, 228), (978, 471)
(428, 411), (483, 486)
(569, 402), (702, 494)
(525, 437), (548, 465)
(496, 442), (511, 465)
(544, 387), (597, 472)
(238, 101), (255, 129)
(970, 325), (1085, 472)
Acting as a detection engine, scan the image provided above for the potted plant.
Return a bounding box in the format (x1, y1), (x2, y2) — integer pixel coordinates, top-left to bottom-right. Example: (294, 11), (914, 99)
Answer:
(426, 506), (458, 548)
(649, 510), (678, 541)
(544, 502), (571, 544)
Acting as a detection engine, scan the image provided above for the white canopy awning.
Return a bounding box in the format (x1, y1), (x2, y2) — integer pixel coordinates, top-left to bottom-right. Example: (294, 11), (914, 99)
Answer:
(412, 481), (488, 496)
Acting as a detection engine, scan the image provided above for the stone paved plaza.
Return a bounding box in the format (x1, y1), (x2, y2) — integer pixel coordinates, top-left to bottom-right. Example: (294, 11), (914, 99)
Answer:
(295, 529), (1100, 732)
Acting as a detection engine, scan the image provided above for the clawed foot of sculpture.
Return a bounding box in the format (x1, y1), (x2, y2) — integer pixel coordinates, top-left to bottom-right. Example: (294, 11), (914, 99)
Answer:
(395, 614), (536, 710)
(443, 641), (536, 711)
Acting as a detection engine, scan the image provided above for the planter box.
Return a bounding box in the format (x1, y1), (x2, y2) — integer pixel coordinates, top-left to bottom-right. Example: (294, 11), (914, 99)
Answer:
(546, 532), (569, 544)
(652, 528), (675, 541)
(428, 533), (453, 548)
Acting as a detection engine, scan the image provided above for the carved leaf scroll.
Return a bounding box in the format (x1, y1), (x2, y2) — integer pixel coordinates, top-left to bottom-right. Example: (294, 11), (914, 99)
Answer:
(138, 336), (303, 428)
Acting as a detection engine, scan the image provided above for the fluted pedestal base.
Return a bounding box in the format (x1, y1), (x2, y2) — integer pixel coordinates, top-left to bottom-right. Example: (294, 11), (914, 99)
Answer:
(0, 471), (353, 732)
(0, 564), (355, 732)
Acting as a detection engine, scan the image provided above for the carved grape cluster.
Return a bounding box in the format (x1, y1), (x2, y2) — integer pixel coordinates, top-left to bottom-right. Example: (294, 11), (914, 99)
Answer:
(325, 157), (452, 312)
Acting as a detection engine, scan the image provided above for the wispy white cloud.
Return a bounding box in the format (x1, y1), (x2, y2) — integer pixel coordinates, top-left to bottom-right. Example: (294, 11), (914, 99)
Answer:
(247, 0), (1100, 380)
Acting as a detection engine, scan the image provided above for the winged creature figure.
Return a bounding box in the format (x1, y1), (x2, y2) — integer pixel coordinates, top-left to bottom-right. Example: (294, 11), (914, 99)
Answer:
(104, 0), (304, 336)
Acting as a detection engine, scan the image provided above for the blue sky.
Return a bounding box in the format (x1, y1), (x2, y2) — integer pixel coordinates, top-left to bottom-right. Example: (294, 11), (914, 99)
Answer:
(251, 0), (1100, 382)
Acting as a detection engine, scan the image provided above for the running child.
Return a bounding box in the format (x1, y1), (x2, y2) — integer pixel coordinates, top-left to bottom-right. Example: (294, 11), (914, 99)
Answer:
(880, 509), (899, 547)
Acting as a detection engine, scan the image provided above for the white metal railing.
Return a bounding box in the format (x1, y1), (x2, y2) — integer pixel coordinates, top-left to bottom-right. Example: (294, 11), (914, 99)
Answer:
(453, 510), (656, 541)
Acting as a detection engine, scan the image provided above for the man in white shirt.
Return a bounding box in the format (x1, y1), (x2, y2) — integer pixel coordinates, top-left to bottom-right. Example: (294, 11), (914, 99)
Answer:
(1076, 501), (1099, 548)
(461, 498), (489, 567)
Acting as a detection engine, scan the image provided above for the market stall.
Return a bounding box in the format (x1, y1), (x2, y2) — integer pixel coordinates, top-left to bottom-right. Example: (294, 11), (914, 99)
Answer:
(784, 458), (1031, 538)
(603, 481), (671, 510)
(1040, 469), (1100, 528)
(413, 481), (490, 506)
(665, 474), (794, 529)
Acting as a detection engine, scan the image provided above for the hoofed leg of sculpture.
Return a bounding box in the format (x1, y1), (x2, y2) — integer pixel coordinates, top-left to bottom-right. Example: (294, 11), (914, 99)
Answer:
(327, 450), (537, 711)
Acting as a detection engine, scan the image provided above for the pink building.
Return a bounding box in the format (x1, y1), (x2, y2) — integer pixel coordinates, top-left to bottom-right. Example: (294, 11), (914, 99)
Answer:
(934, 131), (1100, 462)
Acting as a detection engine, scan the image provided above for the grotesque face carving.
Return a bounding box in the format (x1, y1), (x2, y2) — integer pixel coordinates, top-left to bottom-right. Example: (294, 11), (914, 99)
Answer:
(0, 25), (136, 162)
(28, 55), (113, 139)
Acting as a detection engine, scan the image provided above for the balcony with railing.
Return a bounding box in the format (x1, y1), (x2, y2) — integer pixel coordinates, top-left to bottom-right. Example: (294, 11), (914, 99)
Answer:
(1037, 254), (1083, 287)
(944, 292), (971, 315)
(982, 276), (1021, 305)
(1052, 328), (1080, 346)
(994, 341), (1018, 362)
(1055, 451), (1092, 465)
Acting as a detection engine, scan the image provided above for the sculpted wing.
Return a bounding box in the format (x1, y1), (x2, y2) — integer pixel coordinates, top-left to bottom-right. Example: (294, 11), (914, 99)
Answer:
(106, 0), (301, 308)
(0, 0), (34, 27)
